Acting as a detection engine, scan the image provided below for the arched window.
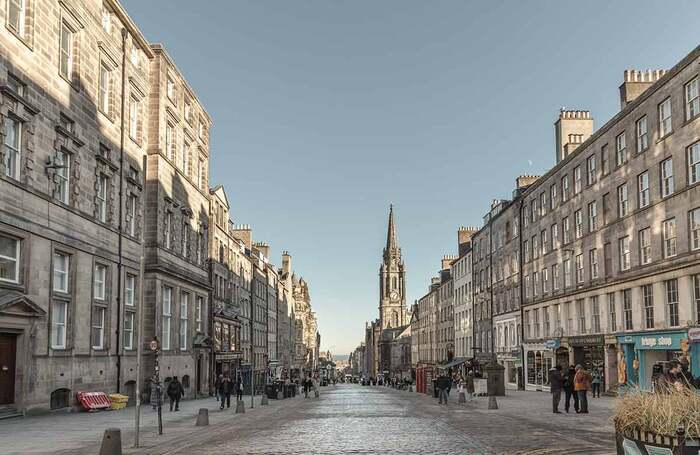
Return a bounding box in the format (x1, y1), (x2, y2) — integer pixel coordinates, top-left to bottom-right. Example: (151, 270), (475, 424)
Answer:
(392, 276), (397, 290)
(50, 388), (71, 410)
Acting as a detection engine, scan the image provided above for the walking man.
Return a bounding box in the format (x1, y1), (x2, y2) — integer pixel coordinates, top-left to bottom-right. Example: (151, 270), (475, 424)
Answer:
(574, 364), (592, 414)
(437, 373), (449, 405)
(549, 364), (563, 413)
(167, 376), (184, 412)
(218, 374), (233, 410)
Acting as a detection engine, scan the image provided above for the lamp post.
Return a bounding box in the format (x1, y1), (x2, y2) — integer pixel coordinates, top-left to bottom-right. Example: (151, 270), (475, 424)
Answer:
(150, 336), (162, 435)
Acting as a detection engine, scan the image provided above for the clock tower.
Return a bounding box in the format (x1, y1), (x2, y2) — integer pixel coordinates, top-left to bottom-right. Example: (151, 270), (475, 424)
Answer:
(379, 205), (407, 329)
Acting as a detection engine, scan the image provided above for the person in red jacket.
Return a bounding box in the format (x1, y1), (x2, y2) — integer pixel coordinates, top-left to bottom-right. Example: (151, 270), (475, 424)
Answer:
(573, 365), (592, 414)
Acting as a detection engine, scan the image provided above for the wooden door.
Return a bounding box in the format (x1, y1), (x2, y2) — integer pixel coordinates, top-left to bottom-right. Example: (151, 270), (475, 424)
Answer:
(0, 334), (17, 405)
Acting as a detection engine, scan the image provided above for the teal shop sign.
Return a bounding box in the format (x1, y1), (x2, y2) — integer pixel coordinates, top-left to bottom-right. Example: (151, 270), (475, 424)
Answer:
(618, 331), (687, 350)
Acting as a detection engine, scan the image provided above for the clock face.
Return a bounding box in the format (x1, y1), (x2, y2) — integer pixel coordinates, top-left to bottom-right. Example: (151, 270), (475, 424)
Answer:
(390, 291), (399, 300)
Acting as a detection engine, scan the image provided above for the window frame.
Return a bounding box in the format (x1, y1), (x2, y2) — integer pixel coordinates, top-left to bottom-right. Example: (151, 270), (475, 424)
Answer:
(685, 77), (699, 121)
(662, 217), (677, 258)
(659, 98), (672, 137)
(162, 286), (172, 351)
(3, 114), (22, 180)
(0, 234), (20, 284)
(660, 158), (674, 198)
(58, 19), (74, 81)
(635, 115), (648, 153)
(91, 305), (106, 350)
(638, 171), (650, 208)
(639, 227), (652, 265)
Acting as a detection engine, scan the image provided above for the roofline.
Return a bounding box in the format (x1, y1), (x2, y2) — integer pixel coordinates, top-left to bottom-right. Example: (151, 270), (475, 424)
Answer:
(520, 43), (700, 199)
(150, 44), (213, 124)
(106, 0), (154, 58)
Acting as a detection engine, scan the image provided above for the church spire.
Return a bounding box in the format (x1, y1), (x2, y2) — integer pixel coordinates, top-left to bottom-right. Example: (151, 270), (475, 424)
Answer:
(386, 204), (397, 253)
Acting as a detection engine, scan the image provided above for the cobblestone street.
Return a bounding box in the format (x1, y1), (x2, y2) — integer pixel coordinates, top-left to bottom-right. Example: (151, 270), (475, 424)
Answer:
(2, 384), (617, 454)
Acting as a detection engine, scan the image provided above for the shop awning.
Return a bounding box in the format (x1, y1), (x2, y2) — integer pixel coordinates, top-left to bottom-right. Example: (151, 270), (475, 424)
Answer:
(437, 357), (468, 370)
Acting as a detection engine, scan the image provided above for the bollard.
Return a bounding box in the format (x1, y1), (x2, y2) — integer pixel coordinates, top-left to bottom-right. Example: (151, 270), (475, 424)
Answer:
(99, 428), (122, 455)
(195, 408), (209, 426)
(459, 392), (466, 403)
(261, 394), (269, 406)
(488, 395), (498, 410)
(408, 385), (413, 392)
(235, 400), (245, 414)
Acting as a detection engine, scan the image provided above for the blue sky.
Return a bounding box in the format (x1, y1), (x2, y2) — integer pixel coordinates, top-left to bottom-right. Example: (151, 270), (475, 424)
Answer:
(122, 0), (700, 355)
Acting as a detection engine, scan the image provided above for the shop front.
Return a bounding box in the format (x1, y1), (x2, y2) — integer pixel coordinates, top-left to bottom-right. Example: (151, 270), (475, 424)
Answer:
(523, 342), (554, 391)
(213, 317), (242, 385)
(497, 350), (521, 390)
(569, 334), (605, 391)
(617, 329), (698, 391)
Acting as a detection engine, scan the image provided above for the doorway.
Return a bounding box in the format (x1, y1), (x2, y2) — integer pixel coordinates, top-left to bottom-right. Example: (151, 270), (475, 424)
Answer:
(0, 333), (17, 405)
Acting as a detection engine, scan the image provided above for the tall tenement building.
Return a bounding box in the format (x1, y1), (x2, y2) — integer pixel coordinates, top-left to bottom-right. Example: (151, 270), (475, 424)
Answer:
(409, 45), (700, 395)
(0, 0), (319, 415)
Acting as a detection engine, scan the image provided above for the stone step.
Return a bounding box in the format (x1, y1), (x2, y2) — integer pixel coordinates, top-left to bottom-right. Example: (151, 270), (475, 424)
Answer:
(0, 406), (21, 420)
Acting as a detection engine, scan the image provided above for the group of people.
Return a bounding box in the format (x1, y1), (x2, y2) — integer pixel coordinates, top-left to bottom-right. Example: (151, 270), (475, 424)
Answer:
(435, 371), (476, 405)
(549, 364), (603, 414)
(214, 374), (244, 410)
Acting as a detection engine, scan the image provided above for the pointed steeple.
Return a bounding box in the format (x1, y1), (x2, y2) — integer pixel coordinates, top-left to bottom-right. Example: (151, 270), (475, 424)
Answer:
(386, 204), (397, 251)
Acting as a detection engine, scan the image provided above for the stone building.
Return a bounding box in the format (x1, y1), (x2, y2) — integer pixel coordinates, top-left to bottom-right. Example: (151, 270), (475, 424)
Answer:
(291, 274), (318, 377)
(0, 0), (155, 415)
(364, 205), (410, 379)
(436, 256), (455, 363)
(519, 55), (700, 391)
(143, 43), (212, 399)
(208, 186), (242, 383)
(452, 228), (475, 360)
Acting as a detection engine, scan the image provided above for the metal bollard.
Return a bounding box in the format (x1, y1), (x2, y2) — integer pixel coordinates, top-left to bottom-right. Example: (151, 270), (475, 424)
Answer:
(235, 400), (245, 414)
(261, 394), (269, 406)
(408, 385), (413, 392)
(195, 408), (209, 426)
(488, 395), (498, 410)
(458, 392), (466, 403)
(99, 428), (122, 455)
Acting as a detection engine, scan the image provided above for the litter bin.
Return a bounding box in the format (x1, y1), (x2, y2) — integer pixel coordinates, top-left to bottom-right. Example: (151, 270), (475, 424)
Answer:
(265, 383), (280, 399)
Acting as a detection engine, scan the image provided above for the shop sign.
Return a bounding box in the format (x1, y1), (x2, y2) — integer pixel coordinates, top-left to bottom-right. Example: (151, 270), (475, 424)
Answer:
(640, 336), (673, 348)
(568, 335), (605, 347)
(619, 332), (686, 350)
(544, 339), (560, 349)
(689, 327), (700, 342)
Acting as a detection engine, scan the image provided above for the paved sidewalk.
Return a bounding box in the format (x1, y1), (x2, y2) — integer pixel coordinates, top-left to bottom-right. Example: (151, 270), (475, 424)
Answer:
(0, 393), (305, 455)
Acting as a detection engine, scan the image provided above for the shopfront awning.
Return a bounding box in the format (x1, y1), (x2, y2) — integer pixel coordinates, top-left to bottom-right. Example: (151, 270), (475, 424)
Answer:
(437, 357), (468, 370)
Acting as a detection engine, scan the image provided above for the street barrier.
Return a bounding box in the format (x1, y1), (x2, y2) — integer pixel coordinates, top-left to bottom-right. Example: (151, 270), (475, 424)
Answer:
(99, 428), (122, 455)
(76, 392), (112, 411)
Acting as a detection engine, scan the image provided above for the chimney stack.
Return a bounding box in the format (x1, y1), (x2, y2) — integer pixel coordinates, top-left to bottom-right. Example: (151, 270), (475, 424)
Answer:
(253, 241), (270, 260)
(555, 109), (594, 163)
(457, 226), (478, 257)
(282, 251), (292, 275)
(441, 254), (457, 271)
(232, 224), (252, 250)
(619, 69), (667, 109)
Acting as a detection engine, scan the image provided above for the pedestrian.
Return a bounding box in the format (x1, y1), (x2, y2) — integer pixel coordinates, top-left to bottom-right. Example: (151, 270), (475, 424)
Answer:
(548, 364), (563, 414)
(446, 374), (452, 397)
(437, 373), (449, 405)
(214, 374), (223, 402)
(303, 376), (310, 398)
(167, 376), (184, 412)
(218, 374), (233, 409)
(563, 365), (579, 413)
(235, 375), (244, 402)
(591, 368), (602, 398)
(574, 364), (592, 414)
(465, 371), (475, 401)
